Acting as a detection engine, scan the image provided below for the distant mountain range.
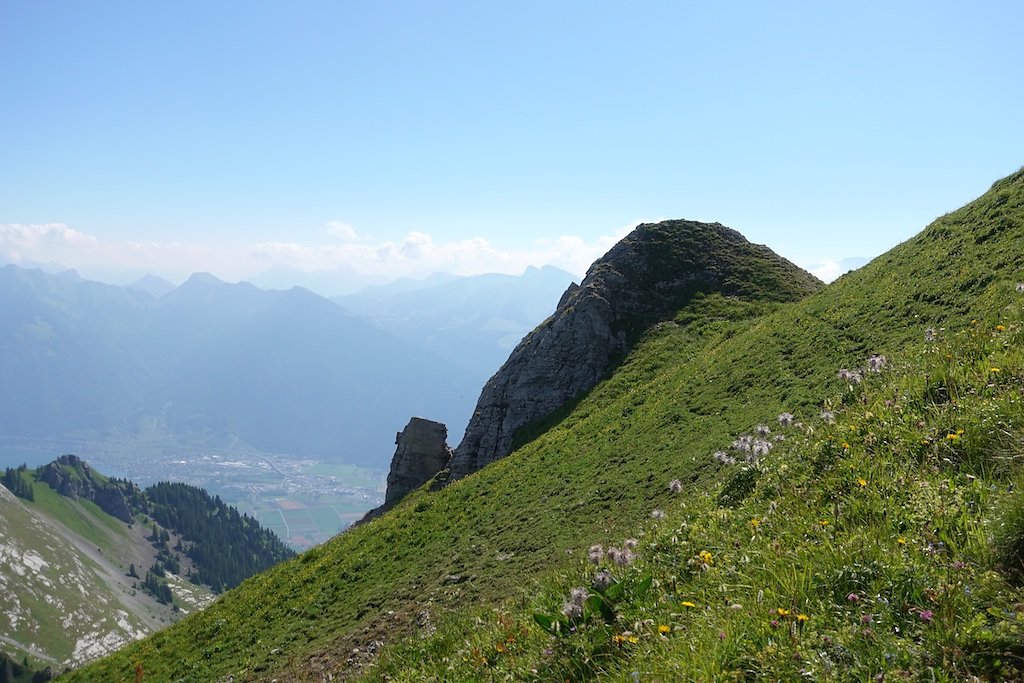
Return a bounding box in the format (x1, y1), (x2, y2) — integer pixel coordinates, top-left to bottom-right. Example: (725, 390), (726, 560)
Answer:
(0, 265), (575, 470)
(334, 265), (577, 378)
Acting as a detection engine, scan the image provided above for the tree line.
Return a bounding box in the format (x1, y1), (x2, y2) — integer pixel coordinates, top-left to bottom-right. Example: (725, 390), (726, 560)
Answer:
(1, 466), (34, 501)
(144, 481), (295, 592)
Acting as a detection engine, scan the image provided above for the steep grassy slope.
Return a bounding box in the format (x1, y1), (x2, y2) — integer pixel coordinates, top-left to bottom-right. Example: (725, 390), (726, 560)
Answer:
(0, 482), (171, 670)
(68, 169), (1024, 682)
(370, 294), (1024, 681)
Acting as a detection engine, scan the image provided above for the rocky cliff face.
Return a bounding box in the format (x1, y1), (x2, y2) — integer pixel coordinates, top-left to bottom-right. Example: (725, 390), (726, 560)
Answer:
(362, 417), (454, 521)
(384, 417), (453, 506)
(447, 220), (821, 479)
(37, 454), (139, 523)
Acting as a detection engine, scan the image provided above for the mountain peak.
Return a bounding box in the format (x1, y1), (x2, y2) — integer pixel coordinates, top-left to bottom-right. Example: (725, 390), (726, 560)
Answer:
(447, 219), (822, 479)
(183, 271), (226, 287)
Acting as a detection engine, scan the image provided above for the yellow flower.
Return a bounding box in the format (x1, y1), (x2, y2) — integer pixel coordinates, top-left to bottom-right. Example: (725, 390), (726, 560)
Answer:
(991, 367), (1001, 373)
(777, 607), (791, 617)
(750, 518), (760, 529)
(628, 635), (639, 643)
(996, 325), (1006, 332)
(819, 519), (829, 527)
(897, 537), (906, 545)
(857, 477), (867, 488)
(842, 442), (851, 450)
(681, 601), (697, 608)
(946, 432), (960, 440)
(796, 613), (809, 622)
(699, 550), (713, 565)
(658, 624), (671, 635)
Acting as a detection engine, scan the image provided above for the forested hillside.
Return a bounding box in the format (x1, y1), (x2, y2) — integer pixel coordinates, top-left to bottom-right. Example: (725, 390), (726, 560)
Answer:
(145, 482), (294, 592)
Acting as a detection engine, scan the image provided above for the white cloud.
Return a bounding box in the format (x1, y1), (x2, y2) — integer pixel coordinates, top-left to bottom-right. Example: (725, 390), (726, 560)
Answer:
(807, 260), (845, 283)
(324, 220), (359, 241)
(0, 220), (642, 292)
(804, 257), (869, 283)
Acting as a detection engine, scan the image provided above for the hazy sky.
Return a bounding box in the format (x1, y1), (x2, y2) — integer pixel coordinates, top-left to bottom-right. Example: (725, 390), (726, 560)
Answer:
(1, 1), (1022, 293)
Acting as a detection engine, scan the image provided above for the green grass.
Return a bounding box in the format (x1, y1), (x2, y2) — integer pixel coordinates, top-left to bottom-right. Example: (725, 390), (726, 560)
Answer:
(30, 477), (133, 560)
(66, 168), (1024, 682)
(367, 305), (1024, 681)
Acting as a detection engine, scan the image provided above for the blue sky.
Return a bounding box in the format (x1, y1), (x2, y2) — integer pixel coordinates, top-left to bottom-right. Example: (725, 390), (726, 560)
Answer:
(1, 1), (1021, 293)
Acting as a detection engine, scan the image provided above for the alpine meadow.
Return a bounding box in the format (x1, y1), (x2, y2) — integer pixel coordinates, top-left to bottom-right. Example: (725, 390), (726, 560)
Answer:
(52, 168), (1024, 681)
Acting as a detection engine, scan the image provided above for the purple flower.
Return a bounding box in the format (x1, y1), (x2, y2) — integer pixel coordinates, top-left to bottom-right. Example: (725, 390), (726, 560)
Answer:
(847, 593), (860, 603)
(867, 355), (887, 373)
(669, 479), (683, 494)
(777, 412), (794, 427)
(919, 609), (934, 623)
(588, 544), (604, 564)
(650, 509), (665, 520)
(593, 569), (613, 591)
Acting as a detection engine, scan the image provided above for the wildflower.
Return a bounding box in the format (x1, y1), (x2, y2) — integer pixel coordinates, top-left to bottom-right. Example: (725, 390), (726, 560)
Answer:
(990, 367), (1001, 374)
(777, 607), (791, 617)
(681, 601), (697, 608)
(838, 368), (863, 384)
(658, 624), (671, 635)
(770, 619), (780, 628)
(919, 609), (934, 623)
(750, 517), (760, 530)
(897, 537), (906, 545)
(717, 630), (727, 640)
(777, 412), (794, 427)
(857, 477), (868, 488)
(756, 424), (772, 436)
(996, 325), (1006, 332)
(752, 439), (772, 457)
(669, 478), (683, 494)
(650, 509), (665, 520)
(821, 410), (836, 424)
(588, 544), (604, 564)
(729, 603), (743, 610)
(731, 435), (753, 452)
(562, 599), (583, 620)
(699, 550), (713, 565)
(606, 547), (634, 566)
(819, 519), (829, 527)
(847, 593), (860, 603)
(946, 432), (960, 440)
(796, 614), (809, 623)
(774, 434), (786, 442)
(623, 538), (638, 549)
(842, 442), (851, 450)
(593, 569), (613, 591)
(569, 587), (589, 604)
(713, 450), (736, 465)
(866, 355), (887, 373)
(614, 549), (636, 567)
(861, 613), (873, 625)
(925, 327), (937, 342)
(1017, 283), (1024, 293)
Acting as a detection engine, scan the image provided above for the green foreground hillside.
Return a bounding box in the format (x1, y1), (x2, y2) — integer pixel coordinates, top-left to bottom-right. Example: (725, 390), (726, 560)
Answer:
(68, 169), (1024, 682)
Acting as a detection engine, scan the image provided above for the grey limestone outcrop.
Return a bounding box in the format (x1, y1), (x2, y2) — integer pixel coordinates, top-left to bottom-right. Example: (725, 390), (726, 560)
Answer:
(447, 220), (821, 479)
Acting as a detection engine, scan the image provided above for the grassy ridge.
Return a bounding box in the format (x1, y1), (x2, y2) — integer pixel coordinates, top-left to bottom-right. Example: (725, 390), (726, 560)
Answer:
(370, 299), (1024, 681)
(67, 169), (1024, 681)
